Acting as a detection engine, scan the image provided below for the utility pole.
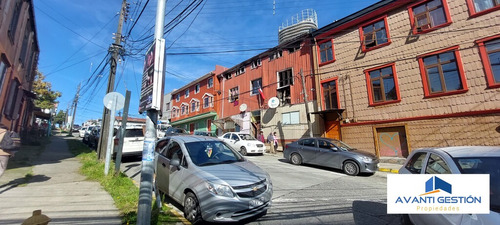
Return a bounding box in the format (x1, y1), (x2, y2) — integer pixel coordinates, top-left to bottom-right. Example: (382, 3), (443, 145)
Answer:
(300, 69), (314, 137)
(97, 0), (128, 160)
(137, 0), (166, 223)
(68, 83), (81, 136)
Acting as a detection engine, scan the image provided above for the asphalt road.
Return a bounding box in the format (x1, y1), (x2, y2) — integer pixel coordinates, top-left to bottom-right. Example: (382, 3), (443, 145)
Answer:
(120, 153), (404, 225)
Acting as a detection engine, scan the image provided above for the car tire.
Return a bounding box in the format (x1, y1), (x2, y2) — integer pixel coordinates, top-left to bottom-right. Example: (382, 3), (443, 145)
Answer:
(184, 192), (202, 224)
(290, 153), (302, 165)
(240, 146), (247, 156)
(343, 161), (360, 176)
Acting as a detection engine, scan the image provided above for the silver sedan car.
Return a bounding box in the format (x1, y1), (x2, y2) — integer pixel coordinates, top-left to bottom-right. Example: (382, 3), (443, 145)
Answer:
(283, 137), (379, 176)
(155, 136), (273, 224)
(399, 146), (500, 225)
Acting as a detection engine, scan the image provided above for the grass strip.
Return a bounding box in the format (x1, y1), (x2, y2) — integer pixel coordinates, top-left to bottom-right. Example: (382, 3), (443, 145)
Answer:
(67, 140), (181, 224)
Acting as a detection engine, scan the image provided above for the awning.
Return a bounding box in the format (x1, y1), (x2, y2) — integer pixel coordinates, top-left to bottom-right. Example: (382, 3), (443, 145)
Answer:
(310, 108), (345, 119)
(170, 112), (217, 126)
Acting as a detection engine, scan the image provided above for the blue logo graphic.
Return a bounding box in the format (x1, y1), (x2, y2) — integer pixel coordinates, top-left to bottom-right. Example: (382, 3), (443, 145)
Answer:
(421, 176), (452, 196)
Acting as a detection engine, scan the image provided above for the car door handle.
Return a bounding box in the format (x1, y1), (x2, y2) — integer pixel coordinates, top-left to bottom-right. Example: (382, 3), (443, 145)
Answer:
(161, 162), (166, 167)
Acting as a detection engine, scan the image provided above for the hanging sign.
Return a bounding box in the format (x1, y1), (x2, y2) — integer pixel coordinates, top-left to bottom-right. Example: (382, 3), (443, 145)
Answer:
(139, 39), (165, 113)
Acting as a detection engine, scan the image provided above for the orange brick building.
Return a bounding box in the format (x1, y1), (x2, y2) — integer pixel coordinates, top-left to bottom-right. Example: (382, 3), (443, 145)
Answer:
(312, 0), (500, 158)
(0, 0), (39, 133)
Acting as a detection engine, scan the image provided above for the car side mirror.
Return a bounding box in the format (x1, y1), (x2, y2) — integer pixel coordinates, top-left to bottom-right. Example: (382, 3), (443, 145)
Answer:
(331, 147), (338, 151)
(170, 159), (180, 167)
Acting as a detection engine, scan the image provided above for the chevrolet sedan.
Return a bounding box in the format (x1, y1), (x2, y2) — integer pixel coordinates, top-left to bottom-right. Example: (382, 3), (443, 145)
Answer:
(283, 137), (379, 176)
(155, 135), (272, 224)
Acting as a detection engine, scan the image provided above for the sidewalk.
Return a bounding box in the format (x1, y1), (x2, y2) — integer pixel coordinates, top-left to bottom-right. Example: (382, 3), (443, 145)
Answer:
(0, 134), (121, 225)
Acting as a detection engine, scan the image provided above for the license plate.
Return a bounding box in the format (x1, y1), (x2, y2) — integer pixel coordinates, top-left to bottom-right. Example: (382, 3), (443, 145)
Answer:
(249, 199), (264, 208)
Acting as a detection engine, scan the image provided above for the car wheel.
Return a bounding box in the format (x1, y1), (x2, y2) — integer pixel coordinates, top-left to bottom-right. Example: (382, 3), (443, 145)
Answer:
(184, 192), (202, 224)
(240, 146), (247, 156)
(290, 153), (302, 165)
(343, 161), (360, 176)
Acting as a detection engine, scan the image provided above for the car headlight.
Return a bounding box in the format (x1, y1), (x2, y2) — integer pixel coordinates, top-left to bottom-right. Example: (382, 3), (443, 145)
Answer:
(206, 182), (234, 198)
(361, 156), (373, 163)
(247, 143), (252, 147)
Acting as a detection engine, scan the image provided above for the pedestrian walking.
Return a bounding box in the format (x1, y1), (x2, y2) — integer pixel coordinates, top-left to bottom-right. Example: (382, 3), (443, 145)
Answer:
(267, 132), (275, 154)
(0, 125), (21, 178)
(272, 132), (278, 153)
(257, 131), (265, 143)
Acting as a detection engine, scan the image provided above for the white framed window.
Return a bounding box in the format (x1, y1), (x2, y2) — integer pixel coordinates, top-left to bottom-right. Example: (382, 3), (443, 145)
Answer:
(207, 77), (214, 88)
(251, 58), (262, 69)
(184, 88), (189, 98)
(176, 94), (180, 102)
(190, 99), (200, 113)
(203, 93), (214, 108)
(195, 83), (200, 94)
(172, 106), (179, 117)
(282, 111), (300, 125)
(181, 103), (189, 115)
(0, 56), (10, 96)
(251, 78), (262, 95)
(229, 87), (239, 102)
(236, 67), (246, 76)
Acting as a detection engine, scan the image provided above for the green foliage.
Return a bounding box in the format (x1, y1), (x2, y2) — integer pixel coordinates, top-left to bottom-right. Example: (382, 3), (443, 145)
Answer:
(33, 71), (61, 109)
(53, 110), (66, 127)
(66, 140), (179, 224)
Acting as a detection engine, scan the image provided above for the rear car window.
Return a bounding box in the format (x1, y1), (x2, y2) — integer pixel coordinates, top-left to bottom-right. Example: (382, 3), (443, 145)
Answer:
(405, 152), (427, 174)
(124, 129), (144, 138)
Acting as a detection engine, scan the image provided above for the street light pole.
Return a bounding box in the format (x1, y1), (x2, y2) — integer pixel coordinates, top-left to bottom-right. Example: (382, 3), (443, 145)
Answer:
(137, 0), (166, 224)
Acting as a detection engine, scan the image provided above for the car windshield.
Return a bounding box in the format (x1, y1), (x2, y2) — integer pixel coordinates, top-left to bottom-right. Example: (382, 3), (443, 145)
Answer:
(328, 139), (355, 151)
(238, 134), (256, 140)
(124, 129), (144, 138)
(184, 141), (243, 167)
(454, 157), (500, 212)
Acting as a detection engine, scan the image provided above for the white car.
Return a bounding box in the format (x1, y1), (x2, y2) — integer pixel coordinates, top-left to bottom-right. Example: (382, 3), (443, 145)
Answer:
(218, 132), (265, 156)
(113, 126), (144, 157)
(399, 146), (500, 225)
(79, 126), (89, 138)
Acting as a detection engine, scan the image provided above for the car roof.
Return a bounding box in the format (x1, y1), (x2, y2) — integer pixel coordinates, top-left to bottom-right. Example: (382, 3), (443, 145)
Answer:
(415, 146), (500, 158)
(158, 135), (220, 143)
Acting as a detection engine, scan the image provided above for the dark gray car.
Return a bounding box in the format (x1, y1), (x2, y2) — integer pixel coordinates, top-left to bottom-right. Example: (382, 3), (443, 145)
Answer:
(283, 137), (379, 176)
(155, 135), (272, 224)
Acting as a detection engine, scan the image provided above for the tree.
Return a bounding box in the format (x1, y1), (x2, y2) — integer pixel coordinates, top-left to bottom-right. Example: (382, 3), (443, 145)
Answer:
(33, 71), (61, 109)
(53, 110), (66, 127)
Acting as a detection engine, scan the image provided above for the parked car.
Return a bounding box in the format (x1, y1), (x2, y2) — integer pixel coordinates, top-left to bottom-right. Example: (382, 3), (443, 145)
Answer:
(86, 126), (101, 149)
(154, 135), (272, 224)
(113, 126), (144, 157)
(283, 137), (378, 176)
(218, 132), (265, 155)
(193, 131), (213, 136)
(164, 127), (189, 136)
(399, 146), (500, 225)
(79, 126), (89, 138)
(83, 125), (97, 144)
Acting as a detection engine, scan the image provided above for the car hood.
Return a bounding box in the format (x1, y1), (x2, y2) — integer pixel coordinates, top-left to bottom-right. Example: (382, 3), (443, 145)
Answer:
(199, 160), (268, 186)
(350, 149), (377, 159)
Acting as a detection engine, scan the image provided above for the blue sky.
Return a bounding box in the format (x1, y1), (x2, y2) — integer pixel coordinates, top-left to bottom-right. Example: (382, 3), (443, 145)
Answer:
(34, 0), (375, 125)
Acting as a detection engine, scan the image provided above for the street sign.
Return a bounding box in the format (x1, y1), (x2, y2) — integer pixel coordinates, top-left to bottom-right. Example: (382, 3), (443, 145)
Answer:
(139, 39), (165, 113)
(104, 92), (125, 111)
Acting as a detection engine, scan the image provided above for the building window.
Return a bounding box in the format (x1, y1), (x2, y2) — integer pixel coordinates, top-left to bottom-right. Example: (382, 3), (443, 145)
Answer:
(318, 39), (334, 65)
(467, 0), (500, 16)
(3, 78), (21, 120)
(408, 0), (452, 34)
(172, 107), (179, 117)
(8, 0), (22, 42)
(278, 69), (293, 105)
(223, 72), (232, 80)
(0, 55), (10, 96)
(207, 77), (213, 88)
(476, 35), (500, 88)
(203, 94), (214, 108)
(269, 50), (283, 61)
(359, 16), (391, 52)
(251, 59), (262, 69)
(181, 104), (188, 115)
(365, 63), (401, 106)
(190, 99), (200, 113)
(20, 19), (32, 66)
(236, 67), (246, 76)
(184, 88), (189, 98)
(282, 111), (300, 125)
(176, 94), (180, 102)
(229, 87), (239, 102)
(321, 78), (339, 110)
(251, 78), (262, 95)
(195, 83), (200, 94)
(418, 46), (467, 98)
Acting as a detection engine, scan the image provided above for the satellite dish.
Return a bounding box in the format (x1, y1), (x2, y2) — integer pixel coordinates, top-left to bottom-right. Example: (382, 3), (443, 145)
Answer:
(239, 103), (247, 112)
(268, 97), (279, 109)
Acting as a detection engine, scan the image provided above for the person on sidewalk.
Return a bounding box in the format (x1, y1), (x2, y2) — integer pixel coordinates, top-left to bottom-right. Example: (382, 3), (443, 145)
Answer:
(272, 132), (278, 153)
(0, 125), (21, 178)
(266, 132), (275, 154)
(257, 131), (265, 143)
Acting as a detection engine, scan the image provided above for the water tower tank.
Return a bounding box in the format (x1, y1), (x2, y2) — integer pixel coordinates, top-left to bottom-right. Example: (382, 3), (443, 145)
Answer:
(278, 9), (318, 44)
